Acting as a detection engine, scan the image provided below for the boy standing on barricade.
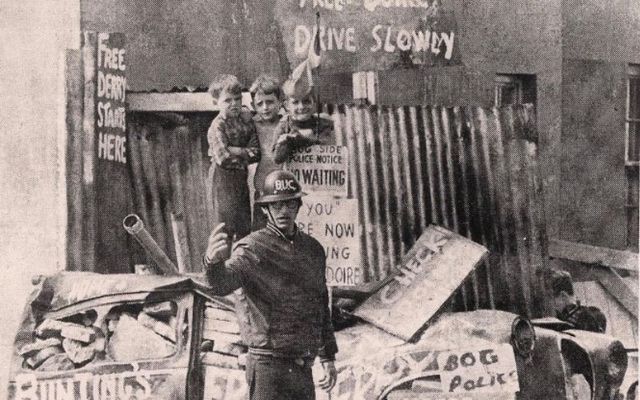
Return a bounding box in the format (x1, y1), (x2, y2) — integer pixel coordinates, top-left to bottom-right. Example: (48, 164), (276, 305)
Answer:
(272, 74), (335, 164)
(249, 75), (284, 230)
(207, 74), (260, 240)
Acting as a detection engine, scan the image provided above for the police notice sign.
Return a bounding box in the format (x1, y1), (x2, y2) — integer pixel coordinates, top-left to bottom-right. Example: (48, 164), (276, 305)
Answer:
(286, 145), (348, 196)
(297, 196), (362, 286)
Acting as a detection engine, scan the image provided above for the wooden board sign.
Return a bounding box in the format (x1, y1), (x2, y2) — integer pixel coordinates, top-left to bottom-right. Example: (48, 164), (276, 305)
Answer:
(354, 225), (488, 341)
(297, 195), (362, 286)
(286, 145), (348, 196)
(83, 31), (133, 273)
(274, 0), (460, 72)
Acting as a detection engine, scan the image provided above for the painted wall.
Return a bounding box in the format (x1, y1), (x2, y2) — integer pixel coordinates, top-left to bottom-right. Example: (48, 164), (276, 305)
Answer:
(0, 0), (80, 394)
(80, 0), (640, 250)
(559, 0), (640, 249)
(81, 0), (461, 90)
(560, 60), (627, 248)
(80, 0), (566, 238)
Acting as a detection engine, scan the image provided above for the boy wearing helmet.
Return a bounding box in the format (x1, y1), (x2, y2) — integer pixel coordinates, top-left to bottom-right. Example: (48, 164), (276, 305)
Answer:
(203, 170), (338, 400)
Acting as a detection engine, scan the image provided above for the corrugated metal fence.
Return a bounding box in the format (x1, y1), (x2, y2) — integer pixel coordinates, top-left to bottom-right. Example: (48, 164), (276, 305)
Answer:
(127, 104), (547, 317)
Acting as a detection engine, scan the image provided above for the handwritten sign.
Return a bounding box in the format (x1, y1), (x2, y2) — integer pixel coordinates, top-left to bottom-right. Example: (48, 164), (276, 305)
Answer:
(84, 31), (133, 273)
(95, 32), (127, 164)
(286, 145), (348, 196)
(12, 369), (176, 400)
(438, 345), (519, 394)
(328, 344), (518, 400)
(275, 0), (459, 72)
(297, 195), (362, 286)
(391, 392), (515, 400)
(354, 226), (488, 340)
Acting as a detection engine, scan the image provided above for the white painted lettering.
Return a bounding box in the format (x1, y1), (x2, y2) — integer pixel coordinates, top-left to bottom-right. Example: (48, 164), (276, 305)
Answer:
(98, 132), (108, 160)
(383, 26), (395, 52)
(370, 25), (383, 52)
(396, 29), (412, 51)
(441, 32), (455, 59)
(345, 27), (356, 52)
(412, 30), (430, 51)
(106, 134), (115, 161)
(294, 25), (311, 57)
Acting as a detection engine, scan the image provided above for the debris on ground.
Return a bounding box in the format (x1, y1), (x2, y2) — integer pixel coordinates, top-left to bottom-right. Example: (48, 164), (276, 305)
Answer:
(201, 301), (247, 368)
(20, 299), (179, 371)
(37, 353), (75, 372)
(25, 345), (63, 369)
(62, 338), (96, 364)
(137, 312), (177, 343)
(36, 319), (96, 343)
(18, 338), (61, 356)
(107, 313), (176, 361)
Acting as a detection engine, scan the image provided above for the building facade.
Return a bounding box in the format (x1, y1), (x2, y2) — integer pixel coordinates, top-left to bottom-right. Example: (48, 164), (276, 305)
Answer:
(80, 0), (640, 252)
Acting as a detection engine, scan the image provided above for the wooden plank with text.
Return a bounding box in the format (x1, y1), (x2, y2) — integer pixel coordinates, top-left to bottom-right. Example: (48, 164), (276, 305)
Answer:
(354, 225), (488, 341)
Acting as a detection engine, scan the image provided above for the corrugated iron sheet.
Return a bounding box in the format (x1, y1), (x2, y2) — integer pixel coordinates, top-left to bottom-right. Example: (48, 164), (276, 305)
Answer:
(128, 103), (547, 317)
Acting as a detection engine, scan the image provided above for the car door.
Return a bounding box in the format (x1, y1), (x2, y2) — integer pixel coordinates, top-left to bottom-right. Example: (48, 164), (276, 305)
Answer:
(7, 292), (193, 400)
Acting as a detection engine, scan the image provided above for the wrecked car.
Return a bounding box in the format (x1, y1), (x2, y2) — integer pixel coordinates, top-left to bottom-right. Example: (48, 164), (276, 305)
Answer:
(6, 272), (630, 400)
(6, 226), (631, 400)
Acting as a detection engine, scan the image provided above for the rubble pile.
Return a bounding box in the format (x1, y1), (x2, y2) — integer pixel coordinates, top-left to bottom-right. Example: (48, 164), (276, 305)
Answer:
(201, 301), (247, 369)
(19, 301), (178, 371)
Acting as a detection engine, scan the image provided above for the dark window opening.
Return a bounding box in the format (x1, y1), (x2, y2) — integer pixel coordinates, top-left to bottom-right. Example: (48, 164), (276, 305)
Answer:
(495, 74), (537, 107)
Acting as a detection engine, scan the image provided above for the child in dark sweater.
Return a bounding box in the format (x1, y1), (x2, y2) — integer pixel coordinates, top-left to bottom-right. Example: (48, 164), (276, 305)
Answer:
(207, 74), (260, 240)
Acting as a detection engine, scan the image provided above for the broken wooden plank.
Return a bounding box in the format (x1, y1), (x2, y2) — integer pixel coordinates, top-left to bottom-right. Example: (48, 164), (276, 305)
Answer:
(37, 354), (75, 372)
(205, 307), (237, 322)
(202, 330), (243, 344)
(61, 325), (96, 343)
(354, 226), (488, 341)
(549, 239), (638, 272)
(18, 338), (62, 356)
(36, 319), (95, 343)
(138, 312), (177, 343)
(201, 352), (239, 369)
(592, 268), (638, 319)
(26, 346), (63, 369)
(204, 318), (240, 335)
(62, 338), (96, 364)
(128, 93), (218, 112)
(143, 301), (177, 318)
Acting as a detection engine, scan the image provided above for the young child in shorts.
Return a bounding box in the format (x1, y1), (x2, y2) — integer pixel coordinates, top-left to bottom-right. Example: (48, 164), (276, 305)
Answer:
(207, 74), (260, 240)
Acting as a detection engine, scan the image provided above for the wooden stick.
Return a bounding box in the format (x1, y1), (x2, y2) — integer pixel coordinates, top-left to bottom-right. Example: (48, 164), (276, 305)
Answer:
(81, 31), (97, 271)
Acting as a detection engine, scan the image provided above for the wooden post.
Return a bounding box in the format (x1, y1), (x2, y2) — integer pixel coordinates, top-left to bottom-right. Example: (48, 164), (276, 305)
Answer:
(65, 49), (84, 271)
(81, 31), (97, 272)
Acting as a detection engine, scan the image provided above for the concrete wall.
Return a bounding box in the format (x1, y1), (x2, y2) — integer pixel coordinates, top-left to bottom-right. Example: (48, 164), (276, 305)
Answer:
(81, 0), (266, 90)
(81, 0), (568, 240)
(80, 0), (639, 250)
(0, 0), (80, 394)
(81, 0), (461, 91)
(560, 60), (628, 248)
(559, 0), (640, 249)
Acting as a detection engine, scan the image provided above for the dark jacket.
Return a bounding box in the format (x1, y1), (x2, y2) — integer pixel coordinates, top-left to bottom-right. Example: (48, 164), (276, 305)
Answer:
(558, 302), (607, 333)
(204, 224), (338, 361)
